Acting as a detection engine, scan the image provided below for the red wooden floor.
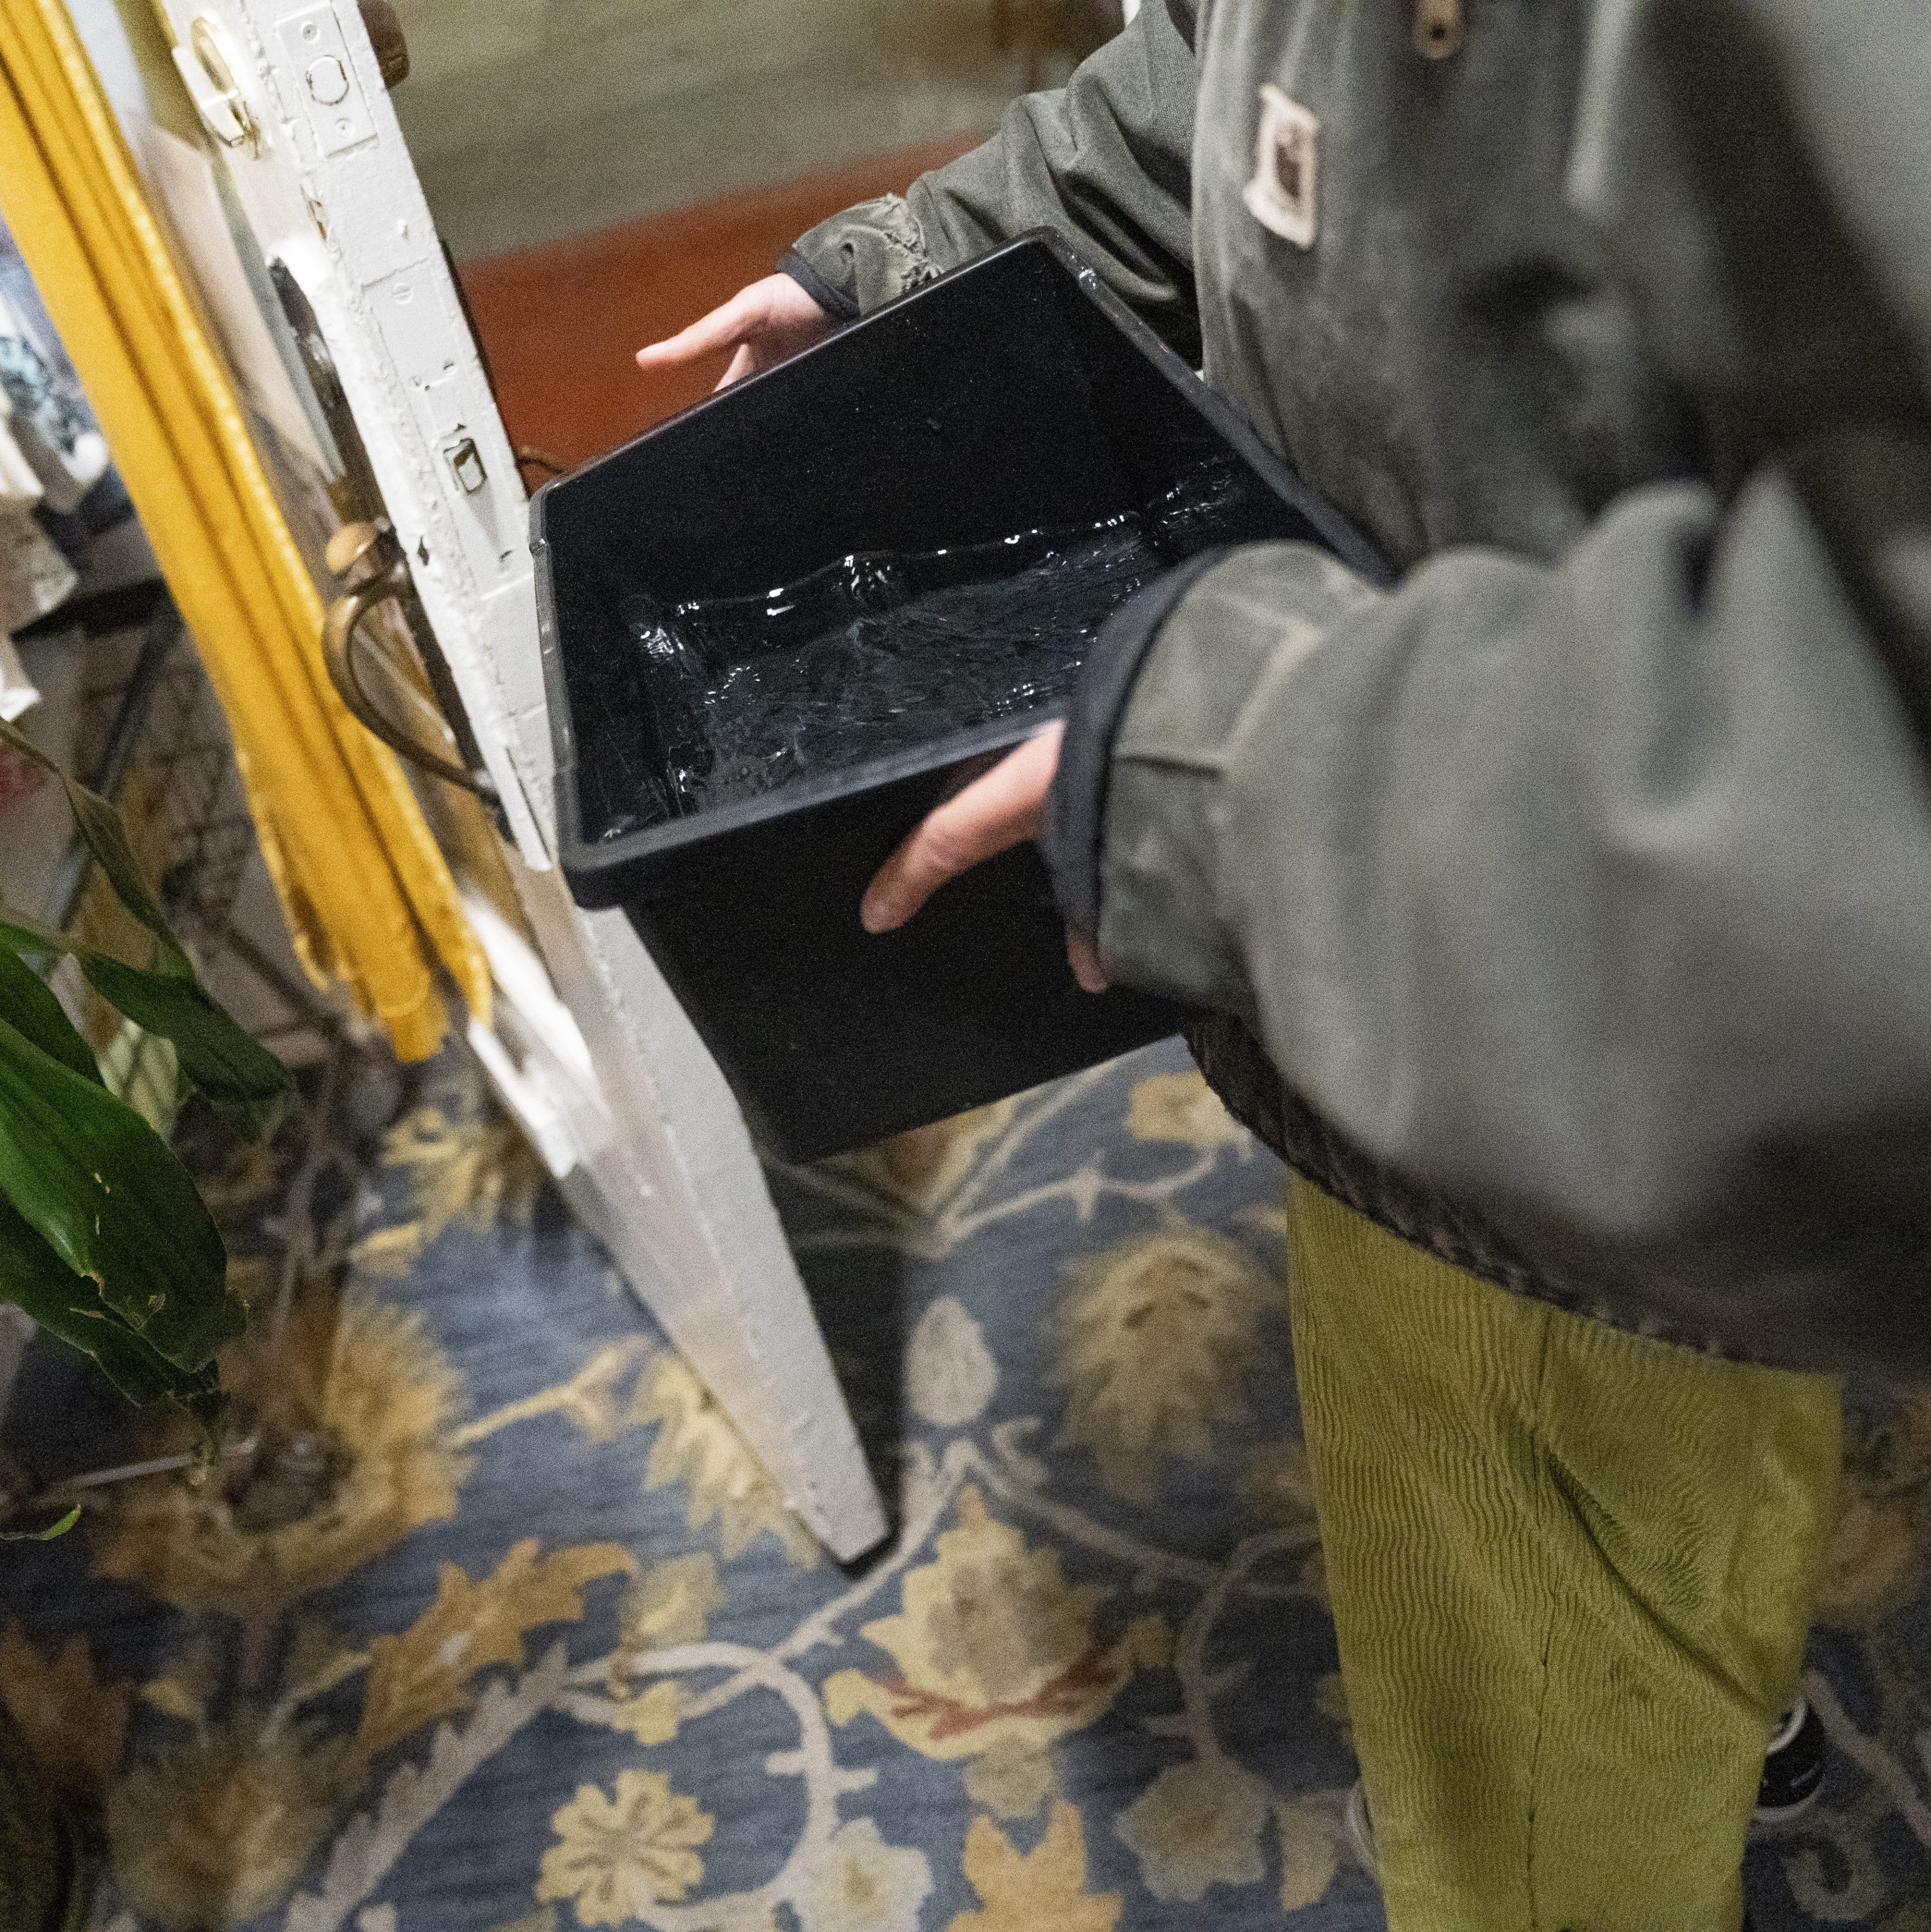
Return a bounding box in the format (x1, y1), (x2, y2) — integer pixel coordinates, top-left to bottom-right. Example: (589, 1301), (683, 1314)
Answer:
(456, 139), (979, 469)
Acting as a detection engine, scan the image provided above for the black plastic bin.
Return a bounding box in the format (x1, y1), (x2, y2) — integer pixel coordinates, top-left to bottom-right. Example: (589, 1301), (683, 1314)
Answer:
(533, 231), (1383, 1161)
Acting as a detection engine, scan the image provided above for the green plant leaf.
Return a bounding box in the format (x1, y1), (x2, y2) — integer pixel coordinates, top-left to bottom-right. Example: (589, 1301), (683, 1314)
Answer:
(0, 1504), (82, 1542)
(0, 899), (291, 1143)
(0, 1195), (216, 1409)
(0, 947), (100, 1087)
(0, 1013), (238, 1370)
(0, 708), (293, 1142)
(0, 903), (71, 961)
(0, 717), (189, 974)
(78, 957), (291, 1142)
(65, 789), (192, 976)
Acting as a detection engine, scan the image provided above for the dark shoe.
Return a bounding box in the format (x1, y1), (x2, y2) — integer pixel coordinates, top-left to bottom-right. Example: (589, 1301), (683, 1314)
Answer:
(1754, 1697), (1826, 1829)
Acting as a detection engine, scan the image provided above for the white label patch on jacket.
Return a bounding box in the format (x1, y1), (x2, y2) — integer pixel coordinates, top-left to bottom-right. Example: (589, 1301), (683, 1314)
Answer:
(1244, 85), (1319, 248)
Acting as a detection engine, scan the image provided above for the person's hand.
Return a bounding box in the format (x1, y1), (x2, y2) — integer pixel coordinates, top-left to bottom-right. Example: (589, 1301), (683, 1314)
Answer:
(636, 275), (835, 391)
(859, 723), (1109, 992)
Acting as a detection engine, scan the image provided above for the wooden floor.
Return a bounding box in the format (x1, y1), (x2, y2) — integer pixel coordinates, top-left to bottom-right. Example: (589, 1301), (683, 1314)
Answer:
(455, 138), (977, 468)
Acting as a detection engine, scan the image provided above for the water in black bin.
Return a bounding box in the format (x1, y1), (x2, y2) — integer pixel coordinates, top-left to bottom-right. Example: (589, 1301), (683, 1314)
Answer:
(623, 457), (1258, 819)
(534, 232), (1384, 1162)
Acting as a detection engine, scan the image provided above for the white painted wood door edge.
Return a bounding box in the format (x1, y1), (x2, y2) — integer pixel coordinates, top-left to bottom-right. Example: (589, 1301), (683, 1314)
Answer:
(148, 0), (886, 1558)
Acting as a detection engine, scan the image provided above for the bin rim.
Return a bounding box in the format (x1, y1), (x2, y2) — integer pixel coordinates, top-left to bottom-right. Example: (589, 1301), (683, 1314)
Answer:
(531, 229), (1387, 910)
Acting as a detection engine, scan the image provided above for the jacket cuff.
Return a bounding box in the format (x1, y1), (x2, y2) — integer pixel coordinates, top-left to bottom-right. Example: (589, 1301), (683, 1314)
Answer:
(784, 194), (938, 319)
(776, 247), (859, 323)
(1058, 541), (1386, 1016)
(1041, 549), (1230, 938)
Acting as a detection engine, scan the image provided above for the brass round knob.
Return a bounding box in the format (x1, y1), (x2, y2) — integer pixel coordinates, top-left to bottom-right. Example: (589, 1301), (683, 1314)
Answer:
(324, 519), (388, 581)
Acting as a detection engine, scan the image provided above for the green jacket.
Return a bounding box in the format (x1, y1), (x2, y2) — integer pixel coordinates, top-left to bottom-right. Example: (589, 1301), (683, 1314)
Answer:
(785, 0), (1931, 1372)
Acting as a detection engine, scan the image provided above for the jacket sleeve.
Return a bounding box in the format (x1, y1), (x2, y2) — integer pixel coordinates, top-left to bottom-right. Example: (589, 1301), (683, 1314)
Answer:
(1041, 0), (1931, 1370)
(782, 0), (1201, 359)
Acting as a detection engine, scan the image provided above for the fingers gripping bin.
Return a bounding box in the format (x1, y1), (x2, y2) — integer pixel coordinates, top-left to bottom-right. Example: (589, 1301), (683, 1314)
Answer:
(533, 232), (1381, 1162)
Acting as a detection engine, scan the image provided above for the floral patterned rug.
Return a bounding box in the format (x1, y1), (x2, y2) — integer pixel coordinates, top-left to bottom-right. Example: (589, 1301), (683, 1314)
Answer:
(1, 1041), (1926, 1932)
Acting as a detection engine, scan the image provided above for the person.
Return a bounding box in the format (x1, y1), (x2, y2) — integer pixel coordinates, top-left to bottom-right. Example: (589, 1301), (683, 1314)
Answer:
(638, 2), (1931, 1924)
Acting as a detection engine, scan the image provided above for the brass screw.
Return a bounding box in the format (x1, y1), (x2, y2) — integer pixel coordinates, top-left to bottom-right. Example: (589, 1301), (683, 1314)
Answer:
(1414, 0), (1464, 59)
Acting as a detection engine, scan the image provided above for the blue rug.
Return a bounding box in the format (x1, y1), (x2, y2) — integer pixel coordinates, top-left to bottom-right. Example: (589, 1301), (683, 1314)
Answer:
(1, 1043), (1925, 1930)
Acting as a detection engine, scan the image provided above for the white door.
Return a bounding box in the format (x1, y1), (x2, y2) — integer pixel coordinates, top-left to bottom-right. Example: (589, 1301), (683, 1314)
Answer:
(122, 0), (886, 1559)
